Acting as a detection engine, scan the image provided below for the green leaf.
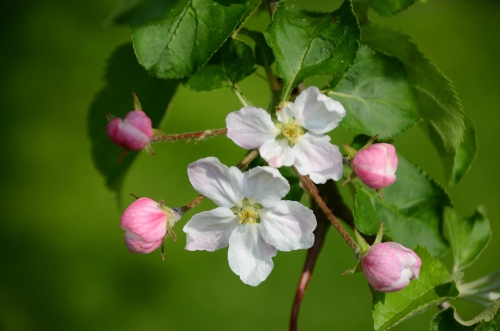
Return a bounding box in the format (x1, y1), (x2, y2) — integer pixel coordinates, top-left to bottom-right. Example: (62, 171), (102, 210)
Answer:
(265, 0), (360, 100)
(184, 38), (256, 91)
(373, 246), (459, 331)
(431, 299), (500, 330)
(326, 45), (420, 139)
(88, 43), (179, 196)
(445, 207), (491, 273)
(105, 0), (175, 26)
(239, 28), (275, 68)
(369, 0), (417, 17)
(361, 24), (467, 185)
(448, 116), (478, 185)
(132, 0), (260, 79)
(353, 153), (451, 257)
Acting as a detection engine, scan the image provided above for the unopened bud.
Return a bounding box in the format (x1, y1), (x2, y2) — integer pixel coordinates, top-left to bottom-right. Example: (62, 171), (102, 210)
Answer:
(361, 242), (421, 292)
(107, 110), (153, 150)
(120, 198), (181, 254)
(352, 143), (398, 190)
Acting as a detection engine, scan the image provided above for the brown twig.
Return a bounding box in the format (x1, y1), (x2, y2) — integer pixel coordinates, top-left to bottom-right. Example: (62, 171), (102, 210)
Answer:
(289, 180), (357, 331)
(151, 128), (227, 143)
(293, 168), (359, 254)
(290, 201), (330, 331)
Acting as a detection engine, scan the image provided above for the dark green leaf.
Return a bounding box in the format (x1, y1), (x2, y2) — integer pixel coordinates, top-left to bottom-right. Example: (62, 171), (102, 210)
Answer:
(369, 0), (417, 17)
(326, 45), (420, 139)
(431, 299), (500, 331)
(353, 153), (451, 257)
(184, 38), (256, 91)
(361, 25), (466, 185)
(373, 246), (458, 331)
(265, 0), (360, 100)
(105, 0), (175, 26)
(132, 0), (260, 79)
(445, 207), (491, 272)
(239, 28), (275, 68)
(88, 43), (179, 196)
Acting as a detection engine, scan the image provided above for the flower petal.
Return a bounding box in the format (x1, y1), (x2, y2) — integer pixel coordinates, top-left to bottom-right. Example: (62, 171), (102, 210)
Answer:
(294, 86), (345, 134)
(260, 138), (295, 168)
(228, 224), (277, 286)
(188, 157), (244, 208)
(242, 166), (290, 207)
(124, 231), (163, 254)
(293, 133), (343, 184)
(226, 107), (280, 149)
(183, 207), (239, 252)
(276, 102), (303, 125)
(259, 201), (316, 251)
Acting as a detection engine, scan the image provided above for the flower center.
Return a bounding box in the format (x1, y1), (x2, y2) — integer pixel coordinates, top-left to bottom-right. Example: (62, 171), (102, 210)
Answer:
(231, 198), (263, 225)
(280, 118), (304, 145)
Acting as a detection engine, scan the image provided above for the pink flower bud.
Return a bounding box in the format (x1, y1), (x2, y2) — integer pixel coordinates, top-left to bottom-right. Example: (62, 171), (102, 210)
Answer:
(120, 198), (180, 254)
(106, 110), (154, 150)
(361, 242), (422, 292)
(352, 143), (398, 190)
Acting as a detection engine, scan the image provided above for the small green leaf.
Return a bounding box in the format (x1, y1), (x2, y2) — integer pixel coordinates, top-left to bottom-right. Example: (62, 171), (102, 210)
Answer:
(445, 207), (491, 273)
(369, 0), (417, 17)
(184, 38), (256, 91)
(361, 25), (467, 185)
(448, 116), (478, 186)
(88, 43), (179, 196)
(239, 28), (275, 68)
(431, 299), (500, 330)
(430, 308), (473, 331)
(373, 246), (458, 331)
(326, 45), (420, 139)
(353, 153), (451, 257)
(132, 0), (260, 79)
(265, 0), (360, 100)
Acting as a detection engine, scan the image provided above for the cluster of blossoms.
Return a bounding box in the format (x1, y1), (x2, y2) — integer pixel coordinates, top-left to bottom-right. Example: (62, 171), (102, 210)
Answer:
(108, 86), (420, 291)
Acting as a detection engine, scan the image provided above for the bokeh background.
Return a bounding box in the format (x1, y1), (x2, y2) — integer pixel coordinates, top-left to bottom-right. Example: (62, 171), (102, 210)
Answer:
(1, 0), (499, 330)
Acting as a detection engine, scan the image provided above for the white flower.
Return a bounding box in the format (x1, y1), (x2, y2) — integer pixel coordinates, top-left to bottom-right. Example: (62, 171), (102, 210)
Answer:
(183, 157), (316, 286)
(226, 86), (346, 184)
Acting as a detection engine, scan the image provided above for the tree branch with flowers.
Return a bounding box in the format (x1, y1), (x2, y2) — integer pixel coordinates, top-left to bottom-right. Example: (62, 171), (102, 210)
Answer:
(88, 0), (500, 330)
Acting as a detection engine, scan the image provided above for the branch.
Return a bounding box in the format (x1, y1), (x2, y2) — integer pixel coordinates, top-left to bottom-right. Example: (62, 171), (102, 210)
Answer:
(290, 180), (357, 331)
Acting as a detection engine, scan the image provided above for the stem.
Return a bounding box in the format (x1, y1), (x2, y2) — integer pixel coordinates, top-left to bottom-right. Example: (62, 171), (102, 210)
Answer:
(232, 84), (252, 107)
(151, 128), (227, 143)
(290, 204), (330, 331)
(180, 195), (205, 213)
(293, 167), (359, 254)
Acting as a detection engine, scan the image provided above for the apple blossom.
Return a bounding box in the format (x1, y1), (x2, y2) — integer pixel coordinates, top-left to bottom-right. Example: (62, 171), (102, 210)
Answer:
(226, 86), (346, 184)
(183, 157), (316, 286)
(120, 197), (181, 254)
(107, 110), (154, 150)
(361, 242), (421, 292)
(352, 143), (398, 190)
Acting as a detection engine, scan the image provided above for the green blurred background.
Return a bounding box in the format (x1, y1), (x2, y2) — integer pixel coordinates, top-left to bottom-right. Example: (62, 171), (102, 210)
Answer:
(1, 0), (499, 330)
